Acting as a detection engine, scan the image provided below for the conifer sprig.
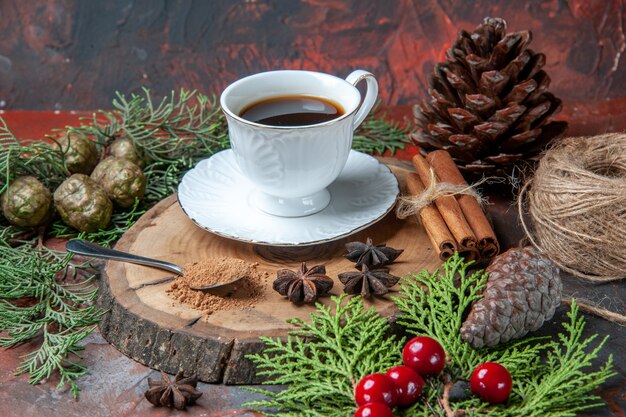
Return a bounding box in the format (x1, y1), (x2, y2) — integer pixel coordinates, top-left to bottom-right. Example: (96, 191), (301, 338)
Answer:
(247, 295), (402, 416)
(352, 105), (411, 155)
(247, 254), (615, 417)
(494, 303), (615, 417)
(394, 255), (547, 379)
(0, 242), (104, 398)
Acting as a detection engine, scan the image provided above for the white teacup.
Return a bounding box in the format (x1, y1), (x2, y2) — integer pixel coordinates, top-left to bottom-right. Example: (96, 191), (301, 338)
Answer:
(220, 69), (378, 217)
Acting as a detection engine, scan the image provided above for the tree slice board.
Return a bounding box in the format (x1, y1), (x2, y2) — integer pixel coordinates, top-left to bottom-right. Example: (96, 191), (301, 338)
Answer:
(97, 162), (441, 384)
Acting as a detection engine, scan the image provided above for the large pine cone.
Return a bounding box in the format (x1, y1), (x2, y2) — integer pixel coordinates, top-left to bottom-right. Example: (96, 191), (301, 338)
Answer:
(460, 246), (561, 348)
(412, 17), (567, 177)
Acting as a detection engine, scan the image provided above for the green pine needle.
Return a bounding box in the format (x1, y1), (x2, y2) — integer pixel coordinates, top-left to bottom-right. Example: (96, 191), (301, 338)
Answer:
(246, 294), (402, 416)
(394, 253), (616, 416)
(0, 242), (104, 398)
(394, 254), (548, 380)
(247, 254), (615, 417)
(495, 302), (616, 417)
(352, 105), (411, 155)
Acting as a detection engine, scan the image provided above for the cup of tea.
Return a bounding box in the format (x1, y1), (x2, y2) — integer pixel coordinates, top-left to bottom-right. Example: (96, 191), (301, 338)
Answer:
(220, 69), (378, 217)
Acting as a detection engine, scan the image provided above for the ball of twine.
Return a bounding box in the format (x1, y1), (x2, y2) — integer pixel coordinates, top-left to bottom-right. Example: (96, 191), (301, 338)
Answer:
(522, 133), (626, 282)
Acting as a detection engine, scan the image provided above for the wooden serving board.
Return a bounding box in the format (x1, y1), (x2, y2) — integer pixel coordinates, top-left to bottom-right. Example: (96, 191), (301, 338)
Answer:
(97, 163), (441, 384)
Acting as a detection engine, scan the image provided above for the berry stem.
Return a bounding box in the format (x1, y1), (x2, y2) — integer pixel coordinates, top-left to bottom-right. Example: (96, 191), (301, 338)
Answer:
(424, 397), (438, 416)
(443, 381), (465, 417)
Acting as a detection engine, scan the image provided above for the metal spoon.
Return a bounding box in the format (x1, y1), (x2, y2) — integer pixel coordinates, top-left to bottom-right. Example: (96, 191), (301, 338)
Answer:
(65, 239), (244, 290)
(66, 239), (184, 276)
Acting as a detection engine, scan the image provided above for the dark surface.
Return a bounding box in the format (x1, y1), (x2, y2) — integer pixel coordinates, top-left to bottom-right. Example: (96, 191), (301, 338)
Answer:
(1, 0), (625, 110)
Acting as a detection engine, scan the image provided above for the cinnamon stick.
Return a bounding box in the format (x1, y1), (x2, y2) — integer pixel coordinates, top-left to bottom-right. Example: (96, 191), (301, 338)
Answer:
(406, 173), (457, 261)
(412, 154), (477, 250)
(426, 150), (500, 259)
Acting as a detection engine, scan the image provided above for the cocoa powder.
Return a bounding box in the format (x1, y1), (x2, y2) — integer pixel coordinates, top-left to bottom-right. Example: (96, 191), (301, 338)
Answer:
(167, 257), (267, 316)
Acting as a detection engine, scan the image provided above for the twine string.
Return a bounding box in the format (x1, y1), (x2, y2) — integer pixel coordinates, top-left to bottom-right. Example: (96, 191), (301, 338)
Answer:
(521, 134), (626, 282)
(396, 168), (486, 220)
(520, 134), (626, 324)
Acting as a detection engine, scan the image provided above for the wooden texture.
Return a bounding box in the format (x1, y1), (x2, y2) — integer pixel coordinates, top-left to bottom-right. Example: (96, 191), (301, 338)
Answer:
(97, 164), (441, 384)
(1, 1), (625, 110)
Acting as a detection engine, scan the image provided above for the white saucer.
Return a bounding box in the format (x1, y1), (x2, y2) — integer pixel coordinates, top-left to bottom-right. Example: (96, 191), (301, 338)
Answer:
(177, 149), (399, 246)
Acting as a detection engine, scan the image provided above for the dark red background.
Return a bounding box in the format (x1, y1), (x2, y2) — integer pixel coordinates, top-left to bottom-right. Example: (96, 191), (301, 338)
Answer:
(1, 0), (625, 112)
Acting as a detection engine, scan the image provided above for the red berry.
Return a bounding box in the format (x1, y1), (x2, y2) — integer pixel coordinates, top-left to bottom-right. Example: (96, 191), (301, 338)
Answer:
(470, 362), (512, 404)
(402, 336), (445, 376)
(385, 365), (425, 407)
(354, 373), (399, 407)
(354, 402), (395, 417)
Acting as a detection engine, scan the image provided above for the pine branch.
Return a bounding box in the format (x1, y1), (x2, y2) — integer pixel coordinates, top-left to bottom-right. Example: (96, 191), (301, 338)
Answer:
(16, 326), (96, 398)
(491, 300), (616, 417)
(246, 294), (402, 416)
(352, 105), (411, 155)
(0, 117), (21, 194)
(247, 254), (615, 416)
(0, 120), (66, 193)
(394, 255), (496, 377)
(395, 254), (615, 416)
(0, 242), (104, 398)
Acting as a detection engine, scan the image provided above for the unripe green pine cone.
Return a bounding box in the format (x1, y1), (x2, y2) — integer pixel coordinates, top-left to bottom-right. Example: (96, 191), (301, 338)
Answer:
(54, 174), (113, 233)
(56, 132), (99, 175)
(1, 176), (53, 227)
(110, 137), (144, 168)
(91, 157), (146, 208)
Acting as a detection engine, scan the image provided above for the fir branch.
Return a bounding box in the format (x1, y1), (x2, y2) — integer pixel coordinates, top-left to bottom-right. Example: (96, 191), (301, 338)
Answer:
(112, 88), (230, 162)
(0, 242), (104, 397)
(395, 255), (495, 377)
(0, 117), (21, 194)
(488, 300), (616, 417)
(395, 254), (615, 416)
(248, 254), (615, 416)
(0, 121), (66, 192)
(143, 157), (196, 204)
(246, 294), (402, 416)
(352, 105), (411, 155)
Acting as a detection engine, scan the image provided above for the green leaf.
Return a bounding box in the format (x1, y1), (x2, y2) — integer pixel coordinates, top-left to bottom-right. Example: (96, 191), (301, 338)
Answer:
(395, 254), (615, 416)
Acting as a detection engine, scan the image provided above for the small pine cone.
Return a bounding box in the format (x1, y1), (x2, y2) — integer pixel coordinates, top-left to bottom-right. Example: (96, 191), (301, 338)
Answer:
(460, 246), (561, 348)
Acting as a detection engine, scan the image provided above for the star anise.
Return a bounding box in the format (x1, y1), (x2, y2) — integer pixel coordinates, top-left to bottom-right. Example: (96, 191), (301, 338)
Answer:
(273, 262), (334, 304)
(338, 264), (400, 298)
(344, 237), (404, 268)
(144, 370), (203, 410)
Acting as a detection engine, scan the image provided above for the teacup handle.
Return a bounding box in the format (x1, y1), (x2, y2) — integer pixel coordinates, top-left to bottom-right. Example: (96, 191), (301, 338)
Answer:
(345, 70), (379, 130)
